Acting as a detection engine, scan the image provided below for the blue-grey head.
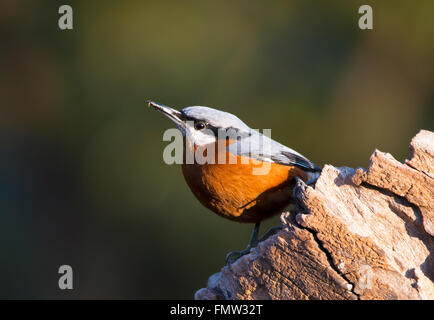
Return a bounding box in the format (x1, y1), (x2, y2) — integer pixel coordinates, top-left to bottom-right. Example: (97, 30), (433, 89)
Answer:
(147, 100), (251, 146)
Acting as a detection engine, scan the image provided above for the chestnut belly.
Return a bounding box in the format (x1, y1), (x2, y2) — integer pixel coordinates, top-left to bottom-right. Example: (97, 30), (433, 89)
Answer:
(181, 156), (307, 223)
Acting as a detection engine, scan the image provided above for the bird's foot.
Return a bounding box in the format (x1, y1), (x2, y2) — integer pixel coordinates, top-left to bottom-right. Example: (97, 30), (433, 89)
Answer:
(225, 225), (284, 265)
(259, 225), (283, 242)
(225, 245), (254, 265)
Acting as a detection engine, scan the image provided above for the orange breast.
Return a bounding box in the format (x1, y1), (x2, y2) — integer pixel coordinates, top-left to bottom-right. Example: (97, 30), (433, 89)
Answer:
(181, 142), (308, 223)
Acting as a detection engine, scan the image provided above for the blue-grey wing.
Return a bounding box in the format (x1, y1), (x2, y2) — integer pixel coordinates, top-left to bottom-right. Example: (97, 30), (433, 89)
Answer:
(227, 130), (321, 172)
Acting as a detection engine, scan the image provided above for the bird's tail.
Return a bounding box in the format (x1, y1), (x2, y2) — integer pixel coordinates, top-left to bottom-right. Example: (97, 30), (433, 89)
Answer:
(306, 169), (321, 185)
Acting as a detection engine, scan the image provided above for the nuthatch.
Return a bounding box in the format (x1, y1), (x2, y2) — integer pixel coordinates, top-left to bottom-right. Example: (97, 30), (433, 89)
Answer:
(148, 100), (321, 263)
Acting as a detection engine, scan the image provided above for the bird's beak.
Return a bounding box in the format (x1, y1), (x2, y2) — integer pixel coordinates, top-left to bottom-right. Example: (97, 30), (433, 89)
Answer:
(147, 100), (185, 129)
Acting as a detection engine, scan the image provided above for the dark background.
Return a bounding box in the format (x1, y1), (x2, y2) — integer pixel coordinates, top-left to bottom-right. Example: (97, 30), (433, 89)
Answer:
(0, 1), (433, 299)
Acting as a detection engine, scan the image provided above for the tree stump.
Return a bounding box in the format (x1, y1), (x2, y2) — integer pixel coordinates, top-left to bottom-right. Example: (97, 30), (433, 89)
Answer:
(195, 130), (434, 300)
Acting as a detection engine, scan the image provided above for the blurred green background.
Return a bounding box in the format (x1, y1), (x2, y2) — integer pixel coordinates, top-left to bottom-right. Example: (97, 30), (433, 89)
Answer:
(0, 0), (433, 299)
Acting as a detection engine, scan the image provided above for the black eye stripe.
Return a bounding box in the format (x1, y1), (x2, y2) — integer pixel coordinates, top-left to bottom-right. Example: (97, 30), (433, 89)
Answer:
(179, 111), (195, 122)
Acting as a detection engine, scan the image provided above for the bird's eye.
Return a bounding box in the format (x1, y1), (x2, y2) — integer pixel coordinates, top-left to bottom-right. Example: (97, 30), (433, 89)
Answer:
(194, 121), (207, 130)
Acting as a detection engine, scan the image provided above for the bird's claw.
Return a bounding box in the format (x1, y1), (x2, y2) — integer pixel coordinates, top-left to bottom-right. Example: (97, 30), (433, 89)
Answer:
(259, 225), (283, 242)
(225, 246), (252, 265)
(225, 225), (284, 265)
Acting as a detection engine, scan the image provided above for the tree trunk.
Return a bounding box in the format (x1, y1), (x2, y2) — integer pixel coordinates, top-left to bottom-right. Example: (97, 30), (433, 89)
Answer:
(195, 130), (434, 300)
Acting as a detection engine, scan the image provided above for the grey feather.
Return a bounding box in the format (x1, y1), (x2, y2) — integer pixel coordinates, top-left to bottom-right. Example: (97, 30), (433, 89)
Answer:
(228, 129), (321, 172)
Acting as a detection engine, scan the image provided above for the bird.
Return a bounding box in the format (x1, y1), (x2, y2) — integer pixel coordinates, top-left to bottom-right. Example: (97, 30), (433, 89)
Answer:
(147, 100), (321, 264)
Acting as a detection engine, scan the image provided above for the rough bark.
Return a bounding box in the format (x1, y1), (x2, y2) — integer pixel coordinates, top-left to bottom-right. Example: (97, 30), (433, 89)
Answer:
(195, 129), (434, 300)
